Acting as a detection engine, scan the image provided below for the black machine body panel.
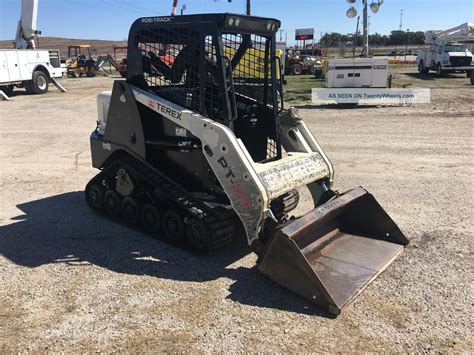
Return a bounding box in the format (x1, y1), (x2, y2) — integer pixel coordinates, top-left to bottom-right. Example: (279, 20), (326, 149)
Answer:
(91, 80), (210, 192)
(91, 81), (146, 169)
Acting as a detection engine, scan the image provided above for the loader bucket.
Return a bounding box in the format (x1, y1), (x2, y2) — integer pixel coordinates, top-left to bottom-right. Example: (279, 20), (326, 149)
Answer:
(258, 187), (408, 315)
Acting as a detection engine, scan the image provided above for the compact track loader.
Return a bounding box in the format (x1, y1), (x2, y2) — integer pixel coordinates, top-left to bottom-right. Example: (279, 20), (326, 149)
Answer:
(85, 14), (408, 315)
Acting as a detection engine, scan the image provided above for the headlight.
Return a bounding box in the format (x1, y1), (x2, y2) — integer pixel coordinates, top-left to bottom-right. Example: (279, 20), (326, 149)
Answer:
(228, 18), (234, 26)
(266, 23), (272, 30)
(234, 18), (240, 26)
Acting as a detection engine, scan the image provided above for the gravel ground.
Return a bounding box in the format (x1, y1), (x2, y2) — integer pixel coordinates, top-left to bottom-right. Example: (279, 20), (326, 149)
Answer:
(1, 71), (473, 352)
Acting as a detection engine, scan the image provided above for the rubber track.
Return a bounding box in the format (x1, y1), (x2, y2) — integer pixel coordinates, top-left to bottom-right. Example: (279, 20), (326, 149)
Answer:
(86, 155), (234, 250)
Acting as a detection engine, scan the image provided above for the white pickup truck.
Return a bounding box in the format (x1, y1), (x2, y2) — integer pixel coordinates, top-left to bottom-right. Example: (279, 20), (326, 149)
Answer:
(417, 43), (473, 76)
(0, 49), (66, 98)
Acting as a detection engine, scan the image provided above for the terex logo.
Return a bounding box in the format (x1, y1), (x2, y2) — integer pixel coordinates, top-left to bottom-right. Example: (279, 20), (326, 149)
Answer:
(141, 17), (172, 24)
(148, 99), (182, 120)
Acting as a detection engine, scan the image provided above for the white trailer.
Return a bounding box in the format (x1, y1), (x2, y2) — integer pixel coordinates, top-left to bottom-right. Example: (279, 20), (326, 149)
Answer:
(0, 49), (66, 99)
(417, 23), (474, 76)
(325, 58), (389, 88)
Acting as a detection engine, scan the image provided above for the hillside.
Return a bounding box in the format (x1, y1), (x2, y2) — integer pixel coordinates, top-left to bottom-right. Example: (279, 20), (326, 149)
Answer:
(0, 37), (127, 57)
(0, 36), (428, 58)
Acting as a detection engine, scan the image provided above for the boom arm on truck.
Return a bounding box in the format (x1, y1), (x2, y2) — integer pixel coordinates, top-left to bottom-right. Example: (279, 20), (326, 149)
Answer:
(425, 22), (474, 45)
(13, 0), (40, 49)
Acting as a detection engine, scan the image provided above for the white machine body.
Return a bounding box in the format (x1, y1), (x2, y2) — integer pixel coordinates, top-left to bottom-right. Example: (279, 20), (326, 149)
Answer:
(97, 91), (112, 135)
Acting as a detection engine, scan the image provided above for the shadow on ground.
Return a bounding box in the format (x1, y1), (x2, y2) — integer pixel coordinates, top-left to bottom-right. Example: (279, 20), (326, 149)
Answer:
(293, 103), (380, 110)
(0, 192), (331, 317)
(3, 89), (29, 97)
(404, 72), (467, 80)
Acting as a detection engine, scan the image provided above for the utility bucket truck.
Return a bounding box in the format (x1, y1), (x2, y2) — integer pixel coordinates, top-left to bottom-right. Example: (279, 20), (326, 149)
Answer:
(0, 0), (66, 100)
(417, 23), (474, 76)
(84, 14), (408, 315)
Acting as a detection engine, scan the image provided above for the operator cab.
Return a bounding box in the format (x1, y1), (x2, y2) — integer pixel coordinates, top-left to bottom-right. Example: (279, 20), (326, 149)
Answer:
(126, 13), (282, 163)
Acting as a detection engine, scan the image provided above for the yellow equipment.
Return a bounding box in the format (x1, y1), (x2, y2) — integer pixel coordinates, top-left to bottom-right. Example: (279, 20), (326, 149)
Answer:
(66, 45), (97, 78)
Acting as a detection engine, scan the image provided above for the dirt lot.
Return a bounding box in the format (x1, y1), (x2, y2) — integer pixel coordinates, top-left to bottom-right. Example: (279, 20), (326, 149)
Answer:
(1, 69), (473, 352)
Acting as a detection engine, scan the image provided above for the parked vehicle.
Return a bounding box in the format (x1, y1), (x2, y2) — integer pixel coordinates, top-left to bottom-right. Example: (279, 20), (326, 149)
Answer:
(312, 58), (325, 79)
(85, 13), (408, 316)
(0, 0), (66, 99)
(66, 45), (97, 78)
(0, 49), (66, 98)
(285, 54), (318, 75)
(113, 46), (128, 78)
(417, 23), (474, 76)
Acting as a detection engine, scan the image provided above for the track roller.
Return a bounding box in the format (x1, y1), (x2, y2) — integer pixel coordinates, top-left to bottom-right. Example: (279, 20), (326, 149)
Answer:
(141, 203), (162, 233)
(122, 197), (140, 224)
(163, 210), (186, 242)
(104, 190), (121, 216)
(186, 219), (212, 251)
(85, 183), (104, 211)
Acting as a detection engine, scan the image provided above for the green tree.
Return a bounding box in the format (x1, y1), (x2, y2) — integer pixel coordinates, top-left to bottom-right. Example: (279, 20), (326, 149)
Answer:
(388, 30), (406, 45)
(410, 31), (425, 45)
(369, 33), (389, 46)
(388, 30), (425, 45)
(320, 30), (419, 47)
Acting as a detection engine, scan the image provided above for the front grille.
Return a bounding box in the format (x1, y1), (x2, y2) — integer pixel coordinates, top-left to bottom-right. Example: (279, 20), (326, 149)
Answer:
(449, 56), (472, 67)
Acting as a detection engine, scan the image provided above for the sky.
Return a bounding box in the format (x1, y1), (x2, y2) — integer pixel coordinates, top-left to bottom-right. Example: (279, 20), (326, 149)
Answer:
(0, 0), (473, 43)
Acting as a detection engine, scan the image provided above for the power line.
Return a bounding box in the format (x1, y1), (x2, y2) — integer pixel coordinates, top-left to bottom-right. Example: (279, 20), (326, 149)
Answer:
(116, 0), (155, 14)
(100, 0), (149, 16)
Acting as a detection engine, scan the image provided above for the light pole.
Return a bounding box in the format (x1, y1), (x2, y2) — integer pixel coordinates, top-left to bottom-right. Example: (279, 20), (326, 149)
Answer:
(226, 0), (251, 15)
(399, 9), (403, 31)
(362, 1), (370, 57)
(279, 29), (285, 41)
(345, 0), (384, 58)
(405, 28), (409, 62)
(352, 15), (360, 58)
